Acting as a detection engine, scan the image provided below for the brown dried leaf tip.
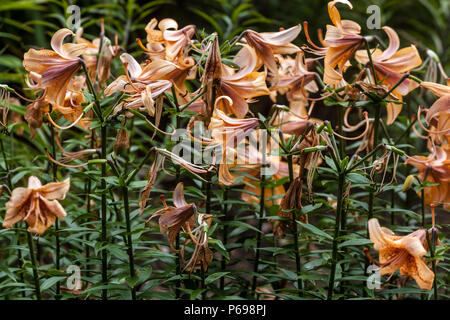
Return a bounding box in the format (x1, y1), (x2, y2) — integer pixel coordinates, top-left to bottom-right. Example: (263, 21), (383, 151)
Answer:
(274, 176), (308, 238)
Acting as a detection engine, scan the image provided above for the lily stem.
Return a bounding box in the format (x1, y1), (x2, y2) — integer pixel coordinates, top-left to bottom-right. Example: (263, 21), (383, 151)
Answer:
(287, 154), (303, 296)
(327, 172), (345, 300)
(220, 187), (229, 292)
(48, 105), (60, 298)
(122, 185), (136, 300)
(26, 232), (41, 300)
(0, 137), (26, 296)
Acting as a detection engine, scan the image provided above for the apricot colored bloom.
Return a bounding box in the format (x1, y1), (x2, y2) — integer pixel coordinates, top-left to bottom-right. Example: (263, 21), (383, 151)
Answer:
(368, 218), (435, 290)
(144, 18), (195, 61)
(203, 39), (270, 118)
(271, 52), (318, 101)
(53, 76), (91, 129)
(76, 28), (118, 85)
(322, 0), (364, 85)
(104, 53), (172, 115)
(405, 145), (450, 209)
(355, 26), (422, 124)
(3, 176), (70, 235)
(23, 29), (87, 107)
(420, 82), (450, 144)
(244, 24), (302, 76)
(147, 182), (196, 253)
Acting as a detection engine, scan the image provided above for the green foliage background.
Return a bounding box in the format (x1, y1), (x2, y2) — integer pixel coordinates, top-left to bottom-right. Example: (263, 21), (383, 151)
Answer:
(0, 0), (448, 300)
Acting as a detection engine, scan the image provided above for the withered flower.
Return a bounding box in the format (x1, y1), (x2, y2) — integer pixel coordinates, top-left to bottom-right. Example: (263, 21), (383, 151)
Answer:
(3, 176), (70, 235)
(367, 218), (435, 290)
(274, 176), (308, 238)
(24, 100), (47, 139)
(76, 27), (118, 86)
(23, 29), (87, 107)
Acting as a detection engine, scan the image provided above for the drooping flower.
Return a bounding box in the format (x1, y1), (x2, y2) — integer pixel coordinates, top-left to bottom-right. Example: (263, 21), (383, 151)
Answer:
(405, 145), (450, 209)
(203, 40), (270, 118)
(355, 26), (422, 124)
(3, 176), (70, 235)
(104, 53), (172, 115)
(322, 0), (364, 85)
(76, 27), (118, 86)
(270, 52), (318, 100)
(23, 29), (87, 107)
(244, 25), (302, 76)
(147, 183), (196, 252)
(302, 0), (363, 86)
(367, 218), (435, 290)
(419, 81), (450, 144)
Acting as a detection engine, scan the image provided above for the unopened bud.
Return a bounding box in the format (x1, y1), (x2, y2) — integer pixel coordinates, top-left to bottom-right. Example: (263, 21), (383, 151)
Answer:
(403, 175), (415, 192)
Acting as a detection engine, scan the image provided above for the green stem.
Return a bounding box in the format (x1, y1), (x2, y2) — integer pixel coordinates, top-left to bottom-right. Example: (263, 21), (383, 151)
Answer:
(327, 172), (345, 300)
(122, 185), (136, 300)
(251, 171), (265, 298)
(220, 187), (229, 291)
(81, 60), (108, 300)
(48, 106), (60, 298)
(26, 232), (41, 300)
(0, 137), (26, 296)
(287, 154), (303, 296)
(100, 124), (108, 300)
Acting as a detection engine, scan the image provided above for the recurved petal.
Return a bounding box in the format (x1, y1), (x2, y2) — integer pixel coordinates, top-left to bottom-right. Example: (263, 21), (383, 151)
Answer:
(378, 26), (400, 61)
(3, 188), (33, 229)
(378, 45), (422, 74)
(28, 176), (42, 189)
(120, 53), (143, 80)
(426, 95), (450, 124)
(385, 96), (403, 125)
(51, 29), (78, 59)
(401, 233), (427, 257)
(259, 24), (301, 46)
(173, 182), (188, 208)
(40, 196), (67, 219)
(36, 178), (70, 200)
(368, 218), (399, 249)
(328, 0), (353, 29)
(400, 256), (434, 290)
(420, 82), (450, 97)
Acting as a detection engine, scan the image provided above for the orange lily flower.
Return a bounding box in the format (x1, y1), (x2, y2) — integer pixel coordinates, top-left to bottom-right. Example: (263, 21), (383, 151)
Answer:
(23, 29), (87, 107)
(368, 218), (435, 290)
(322, 0), (364, 85)
(3, 176), (70, 235)
(147, 182), (196, 253)
(204, 40), (270, 118)
(270, 52), (318, 101)
(405, 145), (450, 209)
(104, 53), (172, 115)
(76, 28), (118, 86)
(144, 18), (195, 62)
(355, 26), (422, 124)
(244, 24), (302, 76)
(420, 82), (450, 144)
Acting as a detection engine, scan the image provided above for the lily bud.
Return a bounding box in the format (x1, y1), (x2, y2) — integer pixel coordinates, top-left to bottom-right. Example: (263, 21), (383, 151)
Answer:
(402, 174), (415, 192)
